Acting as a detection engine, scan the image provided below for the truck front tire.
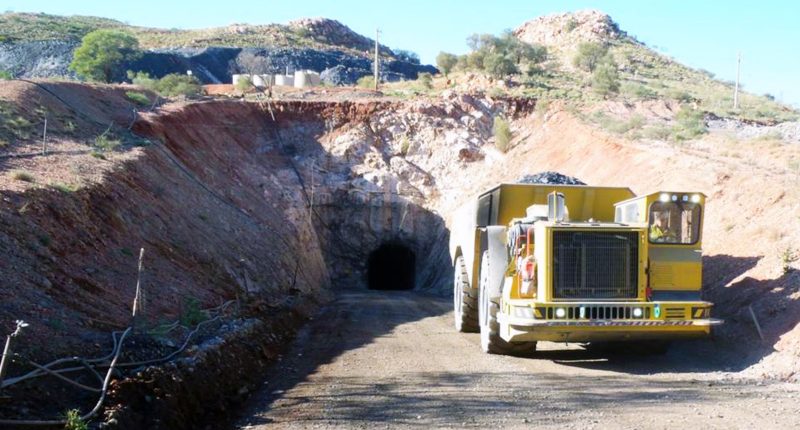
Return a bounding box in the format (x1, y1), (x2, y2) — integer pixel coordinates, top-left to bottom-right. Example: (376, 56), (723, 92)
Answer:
(478, 251), (536, 355)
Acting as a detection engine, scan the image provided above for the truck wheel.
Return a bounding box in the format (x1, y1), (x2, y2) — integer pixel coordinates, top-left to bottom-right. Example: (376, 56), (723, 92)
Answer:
(478, 252), (536, 355)
(454, 255), (479, 333)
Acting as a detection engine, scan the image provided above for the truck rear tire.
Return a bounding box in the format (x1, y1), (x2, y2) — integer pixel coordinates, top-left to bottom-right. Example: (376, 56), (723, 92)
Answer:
(454, 255), (479, 333)
(478, 252), (536, 355)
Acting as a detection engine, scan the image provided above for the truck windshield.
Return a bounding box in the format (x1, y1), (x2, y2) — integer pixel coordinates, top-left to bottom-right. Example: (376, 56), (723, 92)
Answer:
(649, 201), (701, 244)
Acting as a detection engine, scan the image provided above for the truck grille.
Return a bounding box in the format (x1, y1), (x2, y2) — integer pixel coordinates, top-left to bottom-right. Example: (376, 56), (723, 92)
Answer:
(552, 231), (639, 299)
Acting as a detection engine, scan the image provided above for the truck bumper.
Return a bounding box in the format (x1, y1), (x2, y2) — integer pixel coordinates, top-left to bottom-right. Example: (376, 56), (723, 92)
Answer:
(497, 305), (722, 343)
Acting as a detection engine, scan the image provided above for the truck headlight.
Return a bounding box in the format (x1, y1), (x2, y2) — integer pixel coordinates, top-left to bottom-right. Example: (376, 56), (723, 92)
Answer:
(632, 308), (643, 318)
(555, 308), (566, 318)
(659, 193), (670, 202)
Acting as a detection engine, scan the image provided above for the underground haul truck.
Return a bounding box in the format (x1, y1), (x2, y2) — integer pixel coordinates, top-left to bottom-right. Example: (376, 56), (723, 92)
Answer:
(449, 183), (722, 354)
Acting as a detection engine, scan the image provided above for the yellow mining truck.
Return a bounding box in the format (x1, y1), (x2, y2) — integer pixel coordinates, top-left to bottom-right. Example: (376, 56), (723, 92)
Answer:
(449, 183), (721, 354)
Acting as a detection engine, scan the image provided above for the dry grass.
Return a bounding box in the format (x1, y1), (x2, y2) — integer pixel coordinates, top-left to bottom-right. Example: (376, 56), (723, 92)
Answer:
(10, 170), (35, 182)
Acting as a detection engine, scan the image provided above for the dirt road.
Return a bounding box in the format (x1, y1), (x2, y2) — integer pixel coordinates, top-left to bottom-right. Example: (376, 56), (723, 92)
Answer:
(233, 290), (800, 429)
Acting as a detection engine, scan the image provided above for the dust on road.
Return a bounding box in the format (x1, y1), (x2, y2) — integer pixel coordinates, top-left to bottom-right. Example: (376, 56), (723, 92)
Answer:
(233, 290), (800, 429)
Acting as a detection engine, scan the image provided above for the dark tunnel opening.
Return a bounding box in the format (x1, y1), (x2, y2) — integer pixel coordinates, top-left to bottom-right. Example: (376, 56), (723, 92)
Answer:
(367, 243), (416, 290)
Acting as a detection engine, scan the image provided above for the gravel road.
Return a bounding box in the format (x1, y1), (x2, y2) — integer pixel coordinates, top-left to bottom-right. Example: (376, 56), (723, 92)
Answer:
(233, 290), (800, 429)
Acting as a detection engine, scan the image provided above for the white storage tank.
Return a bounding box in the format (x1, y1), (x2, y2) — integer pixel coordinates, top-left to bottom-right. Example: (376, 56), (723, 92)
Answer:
(252, 74), (265, 88)
(232, 74), (248, 86)
(275, 74), (294, 86)
(294, 71), (308, 88)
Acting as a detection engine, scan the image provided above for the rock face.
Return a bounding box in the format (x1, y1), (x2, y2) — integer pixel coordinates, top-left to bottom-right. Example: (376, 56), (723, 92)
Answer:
(513, 9), (623, 48)
(0, 40), (78, 78)
(288, 17), (388, 55)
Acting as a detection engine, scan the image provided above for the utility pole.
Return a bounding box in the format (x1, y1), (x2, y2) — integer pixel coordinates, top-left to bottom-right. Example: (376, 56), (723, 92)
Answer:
(374, 28), (380, 91)
(733, 51), (741, 110)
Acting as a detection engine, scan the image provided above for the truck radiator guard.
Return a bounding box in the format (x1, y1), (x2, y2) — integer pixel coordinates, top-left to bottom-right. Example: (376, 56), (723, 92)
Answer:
(552, 231), (639, 299)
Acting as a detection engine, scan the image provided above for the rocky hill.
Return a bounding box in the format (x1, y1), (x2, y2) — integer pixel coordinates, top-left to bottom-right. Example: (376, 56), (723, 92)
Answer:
(0, 13), (435, 84)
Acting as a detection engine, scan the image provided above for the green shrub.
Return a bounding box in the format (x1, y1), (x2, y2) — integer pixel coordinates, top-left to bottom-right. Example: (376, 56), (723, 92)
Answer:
(125, 91), (150, 105)
(436, 52), (458, 76)
(50, 182), (78, 193)
(180, 297), (206, 326)
(95, 133), (121, 152)
(666, 88), (694, 103)
(484, 53), (517, 78)
(357, 75), (375, 89)
(128, 71), (201, 97)
(417, 72), (433, 90)
(781, 247), (798, 274)
(672, 106), (707, 140)
(294, 27), (311, 39)
(573, 42), (608, 72)
(591, 112), (645, 135)
(399, 136), (410, 156)
(591, 58), (620, 96)
(235, 75), (253, 92)
(69, 29), (139, 82)
(642, 125), (672, 140)
(154, 73), (202, 97)
(493, 116), (512, 152)
(64, 409), (88, 430)
(621, 82), (657, 100)
(0, 70), (12, 80)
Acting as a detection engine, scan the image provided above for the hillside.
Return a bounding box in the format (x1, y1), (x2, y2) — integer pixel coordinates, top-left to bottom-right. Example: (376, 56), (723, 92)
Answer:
(412, 9), (797, 125)
(0, 13), (393, 54)
(0, 13), (434, 85)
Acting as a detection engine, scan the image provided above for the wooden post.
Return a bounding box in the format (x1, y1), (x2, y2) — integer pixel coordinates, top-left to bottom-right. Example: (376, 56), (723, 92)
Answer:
(0, 335), (12, 388)
(132, 248), (146, 330)
(749, 305), (764, 341)
(0, 321), (27, 388)
(41, 116), (47, 155)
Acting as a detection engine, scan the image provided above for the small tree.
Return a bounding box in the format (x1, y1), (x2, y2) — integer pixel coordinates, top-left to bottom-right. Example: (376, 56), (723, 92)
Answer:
(484, 53), (517, 78)
(436, 52), (458, 76)
(573, 42), (608, 72)
(238, 52), (272, 75)
(417, 72), (433, 90)
(592, 58), (620, 96)
(493, 116), (512, 152)
(236, 75), (253, 93)
(69, 29), (139, 82)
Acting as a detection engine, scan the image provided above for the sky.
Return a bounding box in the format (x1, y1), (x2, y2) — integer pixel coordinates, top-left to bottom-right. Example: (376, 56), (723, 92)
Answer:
(4, 0), (799, 106)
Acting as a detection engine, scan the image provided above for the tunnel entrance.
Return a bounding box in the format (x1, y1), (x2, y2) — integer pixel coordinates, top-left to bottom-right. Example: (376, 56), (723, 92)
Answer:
(367, 243), (416, 290)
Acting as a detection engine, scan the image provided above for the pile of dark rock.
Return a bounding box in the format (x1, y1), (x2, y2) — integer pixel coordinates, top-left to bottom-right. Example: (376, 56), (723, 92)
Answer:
(517, 171), (586, 185)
